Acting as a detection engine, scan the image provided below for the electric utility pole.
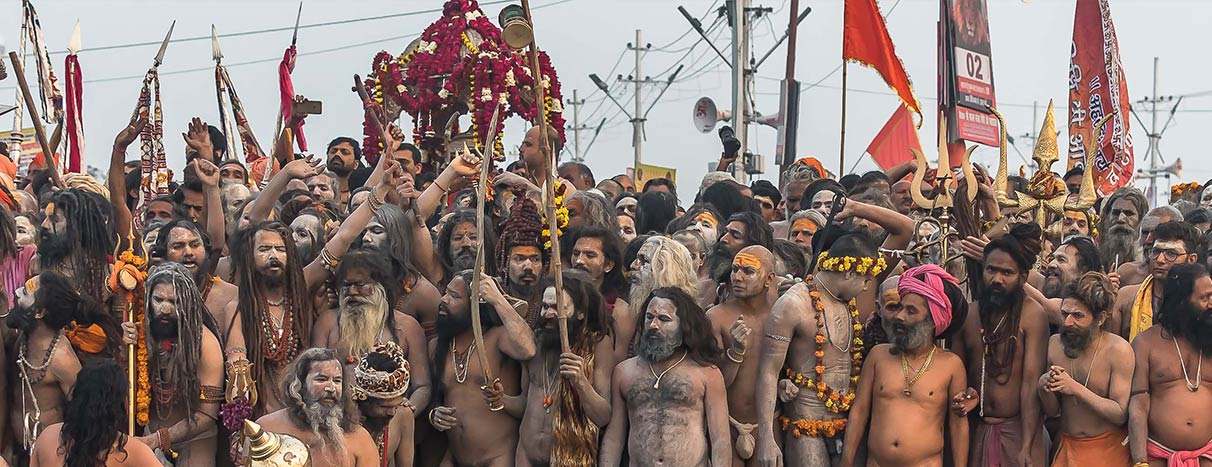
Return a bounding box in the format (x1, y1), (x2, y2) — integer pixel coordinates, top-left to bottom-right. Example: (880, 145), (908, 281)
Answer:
(565, 89), (588, 161)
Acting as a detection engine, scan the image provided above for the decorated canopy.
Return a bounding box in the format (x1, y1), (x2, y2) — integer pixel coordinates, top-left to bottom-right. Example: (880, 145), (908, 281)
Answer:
(362, 0), (565, 167)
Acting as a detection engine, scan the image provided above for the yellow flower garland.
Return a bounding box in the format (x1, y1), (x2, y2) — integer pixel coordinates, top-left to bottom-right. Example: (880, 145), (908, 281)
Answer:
(815, 251), (887, 277)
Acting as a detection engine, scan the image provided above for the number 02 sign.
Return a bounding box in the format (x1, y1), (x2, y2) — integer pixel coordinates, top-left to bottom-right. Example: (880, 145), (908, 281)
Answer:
(945, 0), (999, 146)
(955, 47), (993, 108)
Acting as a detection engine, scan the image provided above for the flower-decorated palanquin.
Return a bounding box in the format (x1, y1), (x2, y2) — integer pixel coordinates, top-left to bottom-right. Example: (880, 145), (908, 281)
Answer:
(362, 0), (565, 169)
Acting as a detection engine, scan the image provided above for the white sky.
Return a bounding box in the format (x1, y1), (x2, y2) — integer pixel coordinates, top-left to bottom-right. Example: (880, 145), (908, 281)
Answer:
(1, 0), (1209, 205)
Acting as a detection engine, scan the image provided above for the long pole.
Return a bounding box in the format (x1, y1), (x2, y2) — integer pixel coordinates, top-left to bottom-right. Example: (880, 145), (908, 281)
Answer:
(1148, 57), (1159, 206)
(839, 64), (848, 176)
(8, 51), (60, 187)
(568, 89), (584, 161)
(632, 29), (643, 179)
(127, 303), (135, 433)
(521, 0), (569, 353)
(779, 0), (801, 187)
(730, 0), (748, 182)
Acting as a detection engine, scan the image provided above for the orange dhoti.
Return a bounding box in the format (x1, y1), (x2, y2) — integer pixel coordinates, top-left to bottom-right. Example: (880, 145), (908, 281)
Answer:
(1050, 430), (1129, 467)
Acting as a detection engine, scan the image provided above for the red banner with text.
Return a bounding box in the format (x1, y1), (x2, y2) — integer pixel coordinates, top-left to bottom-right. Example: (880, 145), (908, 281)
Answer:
(1067, 0), (1134, 196)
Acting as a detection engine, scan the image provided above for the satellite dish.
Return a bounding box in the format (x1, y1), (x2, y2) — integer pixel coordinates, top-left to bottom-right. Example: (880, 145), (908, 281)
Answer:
(692, 97), (731, 133)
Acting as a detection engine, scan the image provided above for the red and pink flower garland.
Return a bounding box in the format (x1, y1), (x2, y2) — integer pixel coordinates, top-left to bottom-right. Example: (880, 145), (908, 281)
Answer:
(362, 0), (564, 163)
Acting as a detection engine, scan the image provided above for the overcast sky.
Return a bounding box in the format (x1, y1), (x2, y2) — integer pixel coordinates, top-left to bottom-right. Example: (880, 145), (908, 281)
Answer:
(1, 0), (1208, 205)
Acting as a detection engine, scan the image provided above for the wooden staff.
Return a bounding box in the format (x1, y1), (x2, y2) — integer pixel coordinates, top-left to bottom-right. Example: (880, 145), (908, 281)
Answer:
(7, 51), (62, 188)
(471, 105), (504, 408)
(519, 0), (569, 353)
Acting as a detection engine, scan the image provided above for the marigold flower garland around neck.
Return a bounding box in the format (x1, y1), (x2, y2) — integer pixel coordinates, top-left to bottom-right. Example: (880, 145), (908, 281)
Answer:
(783, 275), (864, 414)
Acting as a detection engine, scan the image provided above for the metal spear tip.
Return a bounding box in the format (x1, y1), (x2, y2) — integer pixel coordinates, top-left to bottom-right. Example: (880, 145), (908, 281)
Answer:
(291, 2), (303, 46)
(153, 20), (176, 67)
(67, 21), (82, 55)
(211, 25), (222, 61)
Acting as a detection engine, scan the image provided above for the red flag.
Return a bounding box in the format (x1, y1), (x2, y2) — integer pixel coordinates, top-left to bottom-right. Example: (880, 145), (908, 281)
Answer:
(843, 0), (921, 119)
(279, 45), (307, 152)
(63, 54), (83, 173)
(867, 104), (921, 170)
(1067, 0), (1133, 196)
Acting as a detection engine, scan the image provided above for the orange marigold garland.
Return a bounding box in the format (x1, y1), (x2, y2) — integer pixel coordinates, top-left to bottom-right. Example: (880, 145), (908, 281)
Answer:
(783, 276), (864, 415)
(778, 417), (847, 439)
(111, 248), (150, 426)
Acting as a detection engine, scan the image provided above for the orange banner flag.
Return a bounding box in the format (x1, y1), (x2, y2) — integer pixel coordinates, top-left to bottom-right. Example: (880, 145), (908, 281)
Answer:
(843, 0), (921, 120)
(867, 104), (921, 170)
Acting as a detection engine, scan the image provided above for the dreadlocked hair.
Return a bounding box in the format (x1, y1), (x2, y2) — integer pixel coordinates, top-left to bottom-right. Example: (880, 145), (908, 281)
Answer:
(437, 210), (497, 283)
(496, 196), (547, 274)
(43, 189), (114, 302)
(0, 204), (18, 261)
(61, 360), (129, 467)
(541, 269), (611, 466)
(364, 204), (422, 286)
(231, 222), (314, 413)
(145, 262), (221, 423)
(150, 218), (214, 278)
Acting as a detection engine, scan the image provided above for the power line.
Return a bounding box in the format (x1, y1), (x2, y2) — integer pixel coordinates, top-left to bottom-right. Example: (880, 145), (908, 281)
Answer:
(34, 0), (523, 56)
(650, 0), (721, 52)
(2, 0), (578, 90)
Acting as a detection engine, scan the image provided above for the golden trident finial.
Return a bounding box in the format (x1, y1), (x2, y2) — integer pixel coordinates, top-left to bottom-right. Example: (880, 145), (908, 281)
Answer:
(989, 100), (1112, 228)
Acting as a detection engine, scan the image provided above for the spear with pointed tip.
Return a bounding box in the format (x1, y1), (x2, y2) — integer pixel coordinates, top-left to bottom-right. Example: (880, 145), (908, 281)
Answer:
(212, 26), (240, 161)
(135, 21), (174, 210)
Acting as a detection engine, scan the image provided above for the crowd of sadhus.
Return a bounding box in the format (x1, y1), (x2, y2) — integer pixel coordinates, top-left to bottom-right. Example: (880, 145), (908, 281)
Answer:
(0, 106), (1208, 467)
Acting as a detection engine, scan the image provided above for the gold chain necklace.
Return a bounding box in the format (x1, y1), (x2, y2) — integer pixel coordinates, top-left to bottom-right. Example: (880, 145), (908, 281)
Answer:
(899, 345), (937, 396)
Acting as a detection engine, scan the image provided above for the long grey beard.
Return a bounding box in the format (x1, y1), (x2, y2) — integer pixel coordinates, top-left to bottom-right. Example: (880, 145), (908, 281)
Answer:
(338, 294), (388, 359)
(304, 399), (347, 456)
(1099, 227), (1140, 269)
(636, 330), (682, 362)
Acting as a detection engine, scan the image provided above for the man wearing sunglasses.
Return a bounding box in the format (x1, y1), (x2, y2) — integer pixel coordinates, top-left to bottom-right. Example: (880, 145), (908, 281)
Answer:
(1111, 221), (1202, 340)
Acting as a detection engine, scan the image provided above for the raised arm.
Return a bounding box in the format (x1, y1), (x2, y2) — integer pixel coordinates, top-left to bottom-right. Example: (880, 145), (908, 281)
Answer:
(834, 198), (915, 281)
(754, 292), (805, 467)
(303, 161), (403, 289)
(416, 155), (477, 221)
(477, 273), (536, 361)
(248, 157), (322, 224)
(108, 112), (147, 252)
(398, 312), (432, 416)
(191, 158), (226, 257)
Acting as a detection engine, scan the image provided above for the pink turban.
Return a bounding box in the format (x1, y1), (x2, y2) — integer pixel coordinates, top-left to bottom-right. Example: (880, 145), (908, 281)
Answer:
(897, 264), (959, 337)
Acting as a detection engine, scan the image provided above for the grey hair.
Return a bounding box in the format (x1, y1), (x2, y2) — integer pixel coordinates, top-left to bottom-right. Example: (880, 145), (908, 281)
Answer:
(698, 171), (737, 198)
(145, 262), (214, 424)
(788, 210), (827, 232)
(1146, 205), (1184, 222)
(567, 190), (620, 232)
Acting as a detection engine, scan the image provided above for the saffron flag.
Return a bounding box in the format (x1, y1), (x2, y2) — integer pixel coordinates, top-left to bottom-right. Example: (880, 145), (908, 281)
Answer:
(1067, 0), (1133, 196)
(867, 104), (921, 170)
(843, 0), (921, 120)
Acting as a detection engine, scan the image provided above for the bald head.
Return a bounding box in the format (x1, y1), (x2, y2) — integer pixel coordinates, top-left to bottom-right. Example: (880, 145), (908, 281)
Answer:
(736, 245), (775, 273)
(730, 245), (776, 300)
